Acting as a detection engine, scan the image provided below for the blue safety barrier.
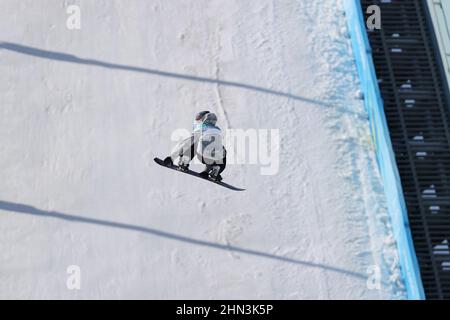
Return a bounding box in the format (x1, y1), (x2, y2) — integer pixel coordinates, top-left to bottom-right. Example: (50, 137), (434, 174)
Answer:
(343, 0), (426, 300)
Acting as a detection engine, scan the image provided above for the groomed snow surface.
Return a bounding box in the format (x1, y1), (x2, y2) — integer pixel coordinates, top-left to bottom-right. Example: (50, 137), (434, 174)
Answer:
(0, 0), (406, 299)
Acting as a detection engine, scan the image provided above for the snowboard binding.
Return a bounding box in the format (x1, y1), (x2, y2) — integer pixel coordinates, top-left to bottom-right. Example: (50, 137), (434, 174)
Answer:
(200, 165), (222, 182)
(177, 158), (190, 172)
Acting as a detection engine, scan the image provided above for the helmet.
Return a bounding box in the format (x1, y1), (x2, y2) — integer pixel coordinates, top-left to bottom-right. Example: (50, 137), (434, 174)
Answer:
(195, 111), (210, 122)
(202, 112), (217, 126)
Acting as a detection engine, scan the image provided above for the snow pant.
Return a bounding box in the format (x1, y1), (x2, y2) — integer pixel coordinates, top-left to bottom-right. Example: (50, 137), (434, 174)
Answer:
(182, 144), (226, 174)
(201, 155), (226, 175)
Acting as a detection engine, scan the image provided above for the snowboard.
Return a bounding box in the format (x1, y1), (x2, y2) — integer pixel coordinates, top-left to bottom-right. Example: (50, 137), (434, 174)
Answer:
(154, 157), (245, 191)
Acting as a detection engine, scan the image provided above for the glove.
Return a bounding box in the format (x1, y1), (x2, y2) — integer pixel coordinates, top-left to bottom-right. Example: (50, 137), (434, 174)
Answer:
(163, 156), (173, 166)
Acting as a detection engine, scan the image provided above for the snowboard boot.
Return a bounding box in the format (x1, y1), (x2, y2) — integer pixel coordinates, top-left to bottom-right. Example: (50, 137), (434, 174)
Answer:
(199, 170), (210, 179)
(200, 165), (213, 179)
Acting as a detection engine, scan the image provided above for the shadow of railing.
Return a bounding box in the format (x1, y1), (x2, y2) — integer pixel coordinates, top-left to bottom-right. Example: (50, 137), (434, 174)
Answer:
(0, 41), (328, 106)
(0, 199), (367, 281)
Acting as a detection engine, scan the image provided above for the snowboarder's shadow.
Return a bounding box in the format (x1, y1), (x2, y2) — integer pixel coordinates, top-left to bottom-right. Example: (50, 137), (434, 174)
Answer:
(0, 199), (371, 282)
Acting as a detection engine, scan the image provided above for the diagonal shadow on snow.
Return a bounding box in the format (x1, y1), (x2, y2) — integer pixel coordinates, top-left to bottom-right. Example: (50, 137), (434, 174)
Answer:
(0, 41), (329, 107)
(0, 199), (367, 281)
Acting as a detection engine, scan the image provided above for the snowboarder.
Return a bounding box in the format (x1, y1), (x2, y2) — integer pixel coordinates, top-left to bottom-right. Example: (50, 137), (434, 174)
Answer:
(163, 111), (226, 182)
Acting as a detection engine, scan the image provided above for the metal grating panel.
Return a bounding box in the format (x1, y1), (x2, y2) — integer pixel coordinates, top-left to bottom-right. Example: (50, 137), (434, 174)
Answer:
(361, 0), (450, 299)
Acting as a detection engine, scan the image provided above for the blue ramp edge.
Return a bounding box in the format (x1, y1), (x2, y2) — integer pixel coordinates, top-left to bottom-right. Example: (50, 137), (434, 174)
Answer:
(343, 0), (426, 300)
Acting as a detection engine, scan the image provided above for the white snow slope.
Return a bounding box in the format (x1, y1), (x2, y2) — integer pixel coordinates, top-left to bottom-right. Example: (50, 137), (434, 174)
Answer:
(0, 0), (407, 299)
